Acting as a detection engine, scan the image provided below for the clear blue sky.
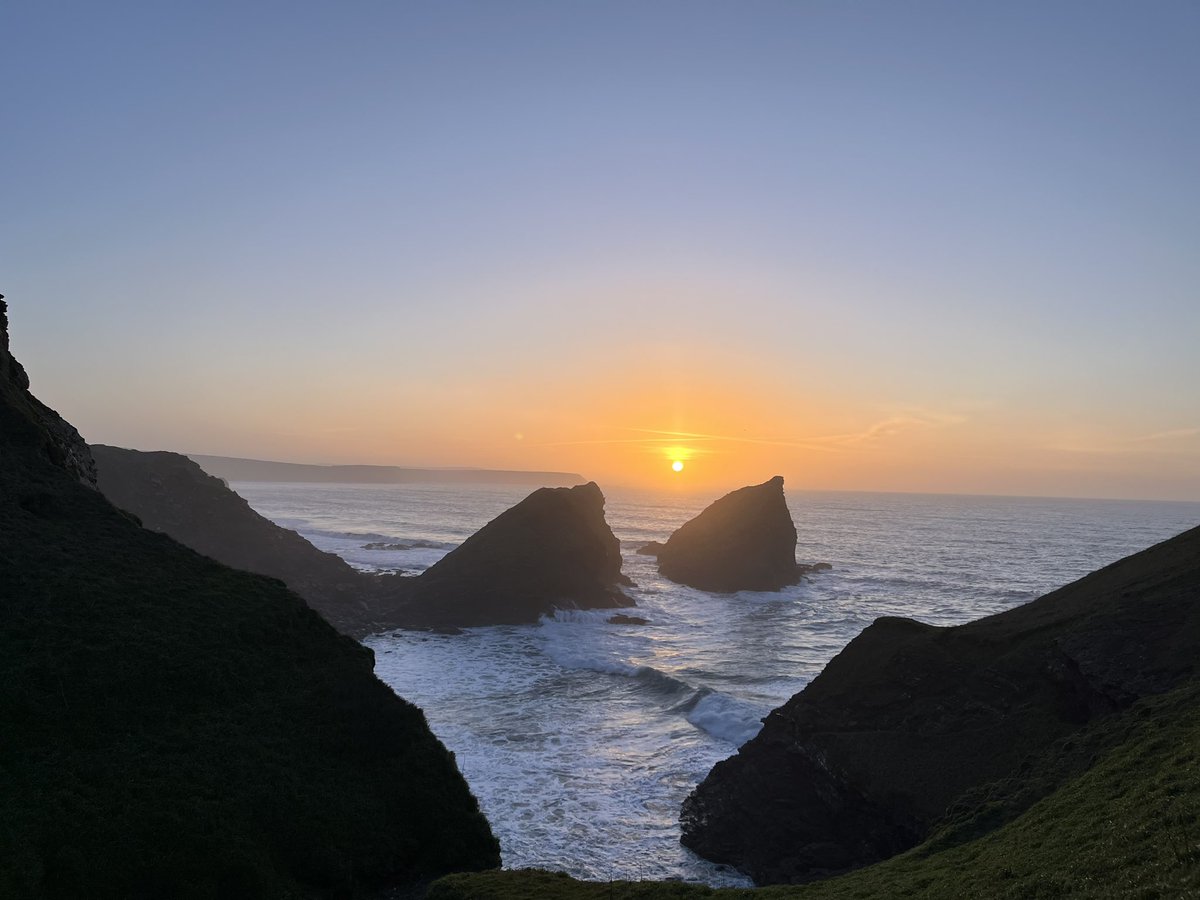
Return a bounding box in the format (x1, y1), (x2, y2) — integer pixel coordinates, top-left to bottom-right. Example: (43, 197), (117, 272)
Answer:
(3, 1), (1198, 498)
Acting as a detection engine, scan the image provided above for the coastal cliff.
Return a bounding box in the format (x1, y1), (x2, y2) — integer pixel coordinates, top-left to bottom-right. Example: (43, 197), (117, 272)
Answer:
(680, 520), (1200, 884)
(91, 444), (376, 637)
(0, 299), (499, 896)
(89, 445), (635, 633)
(0, 301), (96, 486)
(191, 453), (585, 486)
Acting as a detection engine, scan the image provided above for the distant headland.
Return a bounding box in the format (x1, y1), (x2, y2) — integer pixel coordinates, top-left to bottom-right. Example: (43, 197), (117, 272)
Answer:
(189, 454), (585, 486)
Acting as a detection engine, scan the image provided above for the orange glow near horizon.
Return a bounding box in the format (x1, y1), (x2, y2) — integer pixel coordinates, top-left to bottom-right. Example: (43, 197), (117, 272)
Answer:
(148, 337), (1200, 502)
(182, 361), (968, 493)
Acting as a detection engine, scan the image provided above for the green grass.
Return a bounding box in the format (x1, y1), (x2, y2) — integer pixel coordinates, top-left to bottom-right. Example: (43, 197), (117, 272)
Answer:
(429, 681), (1200, 899)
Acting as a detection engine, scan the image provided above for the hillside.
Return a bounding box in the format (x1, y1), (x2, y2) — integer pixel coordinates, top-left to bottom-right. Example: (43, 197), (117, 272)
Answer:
(0, 299), (499, 896)
(91, 444), (379, 637)
(430, 678), (1200, 897)
(680, 520), (1200, 883)
(91, 445), (633, 633)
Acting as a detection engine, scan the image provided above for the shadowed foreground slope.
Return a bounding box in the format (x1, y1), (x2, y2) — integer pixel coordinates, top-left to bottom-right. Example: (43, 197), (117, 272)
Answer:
(680, 520), (1200, 884)
(91, 444), (377, 637)
(431, 682), (1200, 898)
(0, 300), (499, 897)
(430, 532), (1200, 899)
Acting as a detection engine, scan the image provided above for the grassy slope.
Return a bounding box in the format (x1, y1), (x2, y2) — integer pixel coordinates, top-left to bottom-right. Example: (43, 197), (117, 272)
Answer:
(428, 680), (1200, 900)
(0, 313), (499, 897)
(90, 444), (377, 637)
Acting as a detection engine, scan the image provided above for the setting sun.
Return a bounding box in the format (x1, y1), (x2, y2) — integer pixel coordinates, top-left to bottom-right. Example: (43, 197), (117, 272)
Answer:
(672, 460), (684, 473)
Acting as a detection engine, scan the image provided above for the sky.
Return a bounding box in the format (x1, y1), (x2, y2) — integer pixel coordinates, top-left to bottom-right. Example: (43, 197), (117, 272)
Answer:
(3, 1), (1198, 499)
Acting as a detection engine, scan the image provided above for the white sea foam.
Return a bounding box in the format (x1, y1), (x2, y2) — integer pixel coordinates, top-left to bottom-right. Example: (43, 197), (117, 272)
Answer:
(232, 481), (1200, 886)
(684, 691), (768, 746)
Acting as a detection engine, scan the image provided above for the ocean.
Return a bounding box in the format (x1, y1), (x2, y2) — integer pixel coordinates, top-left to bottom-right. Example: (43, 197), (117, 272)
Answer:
(233, 482), (1200, 886)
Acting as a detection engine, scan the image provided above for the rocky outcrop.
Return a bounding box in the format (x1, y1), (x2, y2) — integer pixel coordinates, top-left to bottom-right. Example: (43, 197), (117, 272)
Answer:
(91, 444), (376, 637)
(392, 481), (634, 627)
(608, 614), (649, 626)
(680, 521), (1200, 884)
(88, 443), (636, 635)
(0, 299), (499, 896)
(657, 476), (802, 592)
(0, 297), (96, 486)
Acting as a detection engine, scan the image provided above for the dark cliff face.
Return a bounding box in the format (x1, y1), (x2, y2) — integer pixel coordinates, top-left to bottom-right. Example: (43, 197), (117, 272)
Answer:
(88, 442), (634, 634)
(91, 444), (377, 637)
(398, 481), (634, 626)
(0, 300), (96, 486)
(0, 302), (499, 896)
(657, 476), (800, 592)
(680, 522), (1200, 885)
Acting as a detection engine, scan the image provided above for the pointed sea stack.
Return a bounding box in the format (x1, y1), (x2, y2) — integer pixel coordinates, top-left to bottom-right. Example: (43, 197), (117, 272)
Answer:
(401, 481), (634, 626)
(657, 475), (801, 592)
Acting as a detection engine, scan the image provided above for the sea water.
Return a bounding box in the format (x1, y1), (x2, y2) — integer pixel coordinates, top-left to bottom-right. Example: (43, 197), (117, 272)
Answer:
(233, 482), (1200, 885)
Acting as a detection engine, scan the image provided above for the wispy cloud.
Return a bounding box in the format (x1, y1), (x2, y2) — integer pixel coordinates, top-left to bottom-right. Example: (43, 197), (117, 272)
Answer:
(810, 409), (968, 448)
(531, 429), (827, 453)
(1049, 426), (1199, 455)
(1129, 427), (1200, 443)
(530, 410), (967, 454)
(627, 427), (836, 451)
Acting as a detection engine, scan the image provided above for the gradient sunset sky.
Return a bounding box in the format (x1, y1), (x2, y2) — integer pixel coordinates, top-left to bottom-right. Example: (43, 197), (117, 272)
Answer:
(4, 2), (1198, 499)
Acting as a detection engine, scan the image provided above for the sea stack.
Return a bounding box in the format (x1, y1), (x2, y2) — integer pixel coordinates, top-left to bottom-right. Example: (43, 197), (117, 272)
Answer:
(400, 481), (634, 626)
(657, 475), (801, 592)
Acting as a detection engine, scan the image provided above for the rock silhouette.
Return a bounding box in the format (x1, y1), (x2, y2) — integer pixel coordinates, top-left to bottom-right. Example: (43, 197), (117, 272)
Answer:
(89, 446), (635, 633)
(91, 444), (376, 637)
(0, 298), (499, 895)
(657, 476), (803, 592)
(396, 481), (635, 626)
(680, 521), (1200, 884)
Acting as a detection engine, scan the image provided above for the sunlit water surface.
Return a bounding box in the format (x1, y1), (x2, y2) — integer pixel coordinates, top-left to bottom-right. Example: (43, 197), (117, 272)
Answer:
(234, 482), (1200, 885)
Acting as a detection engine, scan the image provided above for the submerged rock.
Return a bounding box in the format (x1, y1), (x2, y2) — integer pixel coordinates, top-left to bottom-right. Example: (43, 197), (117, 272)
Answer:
(608, 614), (649, 626)
(657, 476), (801, 592)
(637, 541), (665, 556)
(680, 522), (1200, 884)
(397, 481), (635, 627)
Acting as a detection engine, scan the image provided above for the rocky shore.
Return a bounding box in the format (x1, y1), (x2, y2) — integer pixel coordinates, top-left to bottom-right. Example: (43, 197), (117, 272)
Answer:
(680, 518), (1200, 883)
